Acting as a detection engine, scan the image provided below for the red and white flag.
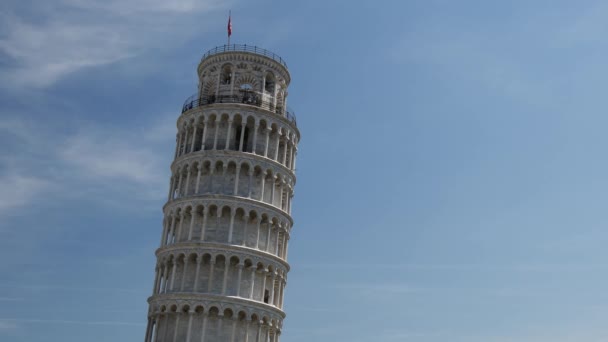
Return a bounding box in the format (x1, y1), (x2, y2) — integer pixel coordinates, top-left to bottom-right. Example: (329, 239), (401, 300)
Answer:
(227, 12), (232, 37)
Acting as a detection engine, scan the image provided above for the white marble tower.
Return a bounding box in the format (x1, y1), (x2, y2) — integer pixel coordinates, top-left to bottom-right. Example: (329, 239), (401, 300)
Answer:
(144, 45), (299, 342)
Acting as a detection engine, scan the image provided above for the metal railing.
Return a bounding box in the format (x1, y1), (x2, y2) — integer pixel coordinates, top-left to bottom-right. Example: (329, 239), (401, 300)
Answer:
(182, 91), (297, 126)
(201, 44), (288, 69)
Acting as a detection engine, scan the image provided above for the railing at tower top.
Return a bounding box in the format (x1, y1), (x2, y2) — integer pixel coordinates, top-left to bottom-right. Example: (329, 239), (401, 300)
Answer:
(201, 45), (288, 69)
(182, 91), (297, 126)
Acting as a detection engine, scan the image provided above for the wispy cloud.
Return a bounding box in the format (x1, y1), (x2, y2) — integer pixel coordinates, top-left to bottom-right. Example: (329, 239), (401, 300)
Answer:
(0, 115), (174, 216)
(0, 0), (225, 88)
(0, 321), (17, 331)
(390, 2), (608, 108)
(0, 284), (144, 294)
(0, 318), (144, 327)
(0, 173), (50, 213)
(299, 262), (608, 272)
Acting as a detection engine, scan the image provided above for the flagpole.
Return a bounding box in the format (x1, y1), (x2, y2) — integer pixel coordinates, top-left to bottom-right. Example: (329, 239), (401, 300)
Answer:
(227, 10), (231, 46)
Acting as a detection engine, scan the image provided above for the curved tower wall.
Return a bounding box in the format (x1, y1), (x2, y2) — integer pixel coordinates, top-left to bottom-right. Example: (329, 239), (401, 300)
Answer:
(144, 45), (299, 342)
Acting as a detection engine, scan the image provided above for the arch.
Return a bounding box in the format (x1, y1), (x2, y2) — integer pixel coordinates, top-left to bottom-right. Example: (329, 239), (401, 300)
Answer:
(235, 73), (259, 91)
(221, 64), (233, 85)
(202, 80), (216, 97)
(264, 72), (275, 93)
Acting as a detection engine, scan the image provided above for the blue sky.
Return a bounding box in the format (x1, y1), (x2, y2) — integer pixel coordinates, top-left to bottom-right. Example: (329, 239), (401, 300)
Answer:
(2, 0), (608, 341)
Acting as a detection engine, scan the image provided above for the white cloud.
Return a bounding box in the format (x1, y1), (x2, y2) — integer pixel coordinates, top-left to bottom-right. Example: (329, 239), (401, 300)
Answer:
(0, 116), (174, 215)
(64, 0), (223, 14)
(0, 173), (50, 213)
(60, 129), (164, 184)
(0, 0), (226, 88)
(0, 321), (17, 331)
(0, 318), (144, 327)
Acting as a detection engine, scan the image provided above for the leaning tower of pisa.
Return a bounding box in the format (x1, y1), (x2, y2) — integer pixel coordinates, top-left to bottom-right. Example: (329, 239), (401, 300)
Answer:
(144, 45), (299, 342)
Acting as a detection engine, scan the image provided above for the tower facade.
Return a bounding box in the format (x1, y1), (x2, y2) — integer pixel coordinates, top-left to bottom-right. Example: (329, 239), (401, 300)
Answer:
(144, 45), (299, 342)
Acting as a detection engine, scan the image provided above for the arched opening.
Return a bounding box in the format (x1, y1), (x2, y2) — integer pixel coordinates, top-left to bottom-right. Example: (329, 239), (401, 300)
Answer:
(264, 289), (270, 303)
(234, 125), (250, 152)
(221, 65), (232, 84)
(264, 72), (275, 93)
(240, 84), (257, 105)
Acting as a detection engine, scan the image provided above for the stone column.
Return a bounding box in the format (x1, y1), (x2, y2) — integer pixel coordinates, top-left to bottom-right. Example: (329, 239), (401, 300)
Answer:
(249, 267), (256, 299)
(265, 224), (272, 253)
(176, 212), (185, 242)
(263, 127), (271, 157)
(284, 236), (290, 260)
(225, 119), (233, 150)
(184, 166), (191, 195)
(188, 210), (196, 241)
(201, 118), (207, 151)
(242, 215), (249, 246)
(274, 228), (281, 256)
(279, 277), (285, 308)
(274, 131), (281, 160)
(160, 219), (168, 248)
(150, 317), (158, 342)
(152, 266), (160, 294)
(173, 311), (182, 342)
(174, 132), (181, 159)
(282, 137), (289, 165)
(217, 315), (224, 340)
(239, 122), (246, 151)
(208, 168), (214, 194)
(200, 313), (208, 342)
(195, 164), (202, 194)
(176, 171), (183, 199)
(269, 175), (276, 206)
(279, 181), (285, 209)
(190, 122), (198, 152)
(183, 125), (190, 154)
(269, 272), (276, 306)
(260, 270), (267, 302)
(230, 317), (238, 342)
(228, 209), (236, 244)
(168, 176), (174, 201)
(252, 123), (259, 155)
(236, 263), (244, 296)
(215, 73), (220, 97)
(254, 218), (261, 250)
(180, 257), (189, 291)
(221, 258), (230, 295)
(233, 164), (241, 196)
(222, 164), (229, 194)
(193, 255), (202, 292)
(162, 313), (170, 342)
(200, 207), (209, 241)
(185, 310), (195, 342)
(161, 262), (169, 293)
(281, 234), (288, 259)
(255, 322), (262, 342)
(230, 70), (235, 95)
(244, 320), (251, 342)
(169, 260), (178, 291)
(207, 258), (216, 292)
(168, 215), (177, 245)
(213, 119), (220, 150)
(259, 171), (266, 202)
(247, 170), (254, 198)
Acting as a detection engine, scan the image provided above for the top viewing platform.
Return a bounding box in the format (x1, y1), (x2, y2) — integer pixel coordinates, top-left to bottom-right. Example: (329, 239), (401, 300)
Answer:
(201, 44), (289, 69)
(192, 44), (295, 127)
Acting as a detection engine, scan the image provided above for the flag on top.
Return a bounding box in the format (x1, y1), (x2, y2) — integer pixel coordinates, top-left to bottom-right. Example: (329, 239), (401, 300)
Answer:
(227, 11), (232, 37)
